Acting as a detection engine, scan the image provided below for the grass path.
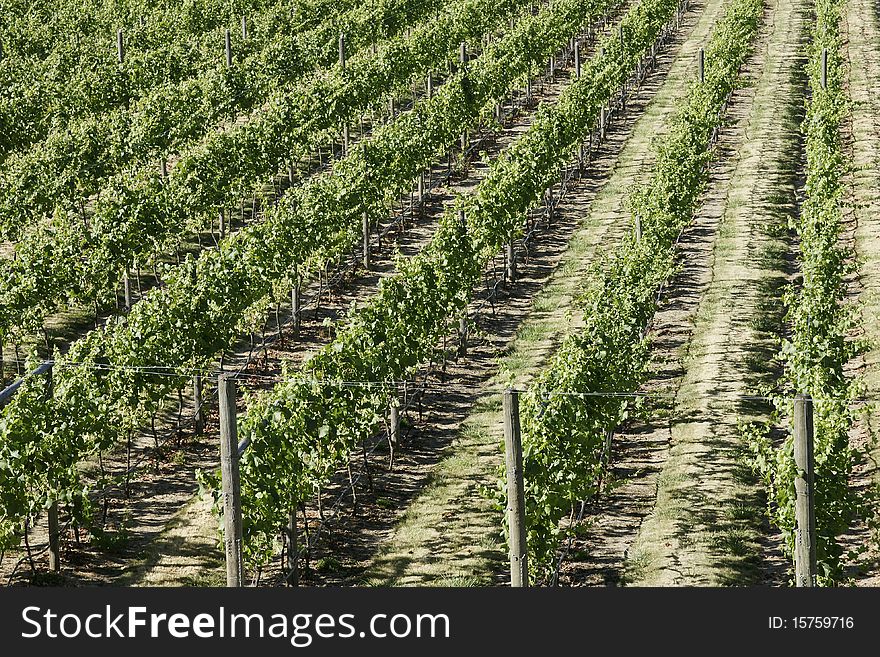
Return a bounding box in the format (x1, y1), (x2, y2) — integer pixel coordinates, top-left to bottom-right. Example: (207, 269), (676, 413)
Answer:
(364, 0), (733, 586)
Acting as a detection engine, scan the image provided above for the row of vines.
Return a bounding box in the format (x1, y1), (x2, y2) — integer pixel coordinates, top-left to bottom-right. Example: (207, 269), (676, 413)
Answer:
(0, 0), (614, 554)
(0, 0), (360, 157)
(0, 0), (445, 241)
(504, 0), (764, 582)
(0, 0), (527, 347)
(745, 0), (878, 584)
(206, 0), (687, 569)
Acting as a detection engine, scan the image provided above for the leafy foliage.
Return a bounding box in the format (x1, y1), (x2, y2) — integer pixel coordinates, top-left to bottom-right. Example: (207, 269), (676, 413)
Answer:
(0, 0), (614, 555)
(744, 0), (878, 584)
(203, 0), (685, 569)
(508, 0), (762, 582)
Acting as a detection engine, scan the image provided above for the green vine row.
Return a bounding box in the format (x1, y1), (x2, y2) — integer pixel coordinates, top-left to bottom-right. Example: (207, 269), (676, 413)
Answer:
(201, 0), (684, 570)
(0, 0), (527, 345)
(0, 0), (443, 241)
(744, 0), (877, 584)
(505, 0), (762, 583)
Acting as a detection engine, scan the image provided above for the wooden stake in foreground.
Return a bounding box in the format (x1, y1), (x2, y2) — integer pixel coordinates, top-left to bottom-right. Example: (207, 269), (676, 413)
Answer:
(219, 374), (244, 587)
(503, 389), (528, 587)
(793, 393), (816, 587)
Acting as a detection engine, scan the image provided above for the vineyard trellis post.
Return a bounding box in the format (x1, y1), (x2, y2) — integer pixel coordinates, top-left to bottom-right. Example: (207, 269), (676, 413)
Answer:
(793, 393), (816, 587)
(219, 374), (244, 587)
(292, 281), (301, 332)
(225, 29), (232, 68)
(116, 29), (124, 65)
(340, 33), (349, 154)
(242, 15), (248, 40)
(619, 26), (626, 111)
(820, 48), (827, 89)
(506, 235), (516, 283)
(46, 361), (61, 573)
(457, 209), (469, 355)
(362, 212), (371, 270)
(698, 48), (705, 83)
(123, 267), (132, 310)
(503, 390), (528, 587)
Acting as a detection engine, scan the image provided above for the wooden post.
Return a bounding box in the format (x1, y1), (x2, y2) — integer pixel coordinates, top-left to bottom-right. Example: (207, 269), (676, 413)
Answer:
(117, 29), (124, 64)
(603, 429), (614, 467)
(219, 208), (225, 237)
(286, 508), (298, 586)
(225, 29), (232, 68)
(340, 33), (348, 154)
(549, 55), (555, 78)
(600, 107), (606, 141)
(793, 393), (816, 587)
(362, 212), (370, 270)
(241, 15), (248, 39)
(43, 365), (60, 572)
(339, 32), (346, 73)
(161, 158), (168, 178)
(390, 403), (400, 450)
(698, 48), (705, 83)
(47, 501), (60, 572)
(820, 48), (827, 89)
(635, 214), (642, 242)
(291, 283), (301, 331)
(459, 43), (467, 159)
(458, 313), (468, 357)
(193, 374), (204, 434)
(122, 266), (132, 309)
(219, 374), (243, 587)
(506, 237), (516, 282)
(427, 71), (433, 98)
(503, 390), (528, 587)
(575, 42), (581, 78)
